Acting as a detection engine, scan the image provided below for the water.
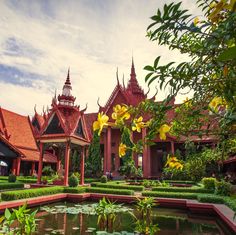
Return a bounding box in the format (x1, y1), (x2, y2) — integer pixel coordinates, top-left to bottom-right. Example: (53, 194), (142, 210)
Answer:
(34, 202), (233, 235)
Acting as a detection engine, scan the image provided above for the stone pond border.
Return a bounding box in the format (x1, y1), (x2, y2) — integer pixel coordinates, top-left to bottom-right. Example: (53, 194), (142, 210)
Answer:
(0, 193), (235, 233)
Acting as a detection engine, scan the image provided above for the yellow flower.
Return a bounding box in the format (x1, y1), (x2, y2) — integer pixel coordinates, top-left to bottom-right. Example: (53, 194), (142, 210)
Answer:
(132, 116), (146, 132)
(193, 17), (200, 26)
(159, 124), (171, 140)
(165, 155), (183, 170)
(112, 104), (130, 124)
(209, 97), (226, 111)
(93, 112), (109, 136)
(183, 97), (192, 108)
(119, 143), (127, 157)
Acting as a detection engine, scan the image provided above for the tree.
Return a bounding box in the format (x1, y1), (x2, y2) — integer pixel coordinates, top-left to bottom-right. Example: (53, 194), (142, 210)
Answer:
(85, 130), (102, 177)
(144, 0), (236, 147)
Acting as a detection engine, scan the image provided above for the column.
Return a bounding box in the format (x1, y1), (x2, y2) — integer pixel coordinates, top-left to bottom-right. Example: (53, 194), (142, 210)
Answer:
(103, 131), (107, 174)
(106, 126), (111, 172)
(31, 162), (35, 176)
(11, 159), (17, 175)
(64, 141), (71, 186)
(16, 158), (21, 176)
(171, 141), (175, 155)
(37, 142), (44, 183)
(142, 128), (151, 178)
(80, 146), (85, 185)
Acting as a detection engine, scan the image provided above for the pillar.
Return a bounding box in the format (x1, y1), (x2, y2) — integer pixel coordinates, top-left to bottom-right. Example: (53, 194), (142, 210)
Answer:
(142, 128), (151, 178)
(37, 142), (43, 183)
(103, 131), (107, 174)
(80, 146), (85, 185)
(11, 159), (17, 175)
(31, 162), (35, 176)
(16, 157), (21, 176)
(56, 158), (61, 172)
(64, 141), (71, 186)
(106, 126), (111, 172)
(171, 141), (175, 155)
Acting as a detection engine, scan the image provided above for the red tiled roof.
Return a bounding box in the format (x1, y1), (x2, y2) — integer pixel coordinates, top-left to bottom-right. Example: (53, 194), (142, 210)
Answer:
(0, 108), (37, 149)
(84, 112), (98, 139)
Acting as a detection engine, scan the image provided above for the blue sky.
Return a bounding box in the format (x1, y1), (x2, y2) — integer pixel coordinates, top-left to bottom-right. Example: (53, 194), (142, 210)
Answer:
(0, 0), (200, 116)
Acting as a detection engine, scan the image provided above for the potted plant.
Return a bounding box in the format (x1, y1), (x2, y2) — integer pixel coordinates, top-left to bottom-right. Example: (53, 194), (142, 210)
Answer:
(41, 176), (48, 184)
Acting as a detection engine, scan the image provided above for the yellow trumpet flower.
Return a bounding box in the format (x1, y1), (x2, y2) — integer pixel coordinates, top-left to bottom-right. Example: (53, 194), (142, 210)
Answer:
(119, 143), (127, 157)
(159, 124), (171, 140)
(209, 97), (226, 111)
(193, 17), (200, 26)
(132, 116), (146, 133)
(165, 155), (183, 170)
(112, 104), (130, 125)
(93, 112), (109, 136)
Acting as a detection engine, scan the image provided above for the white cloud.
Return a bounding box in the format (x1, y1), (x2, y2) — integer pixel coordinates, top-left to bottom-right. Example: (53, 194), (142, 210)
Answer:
(0, 0), (200, 116)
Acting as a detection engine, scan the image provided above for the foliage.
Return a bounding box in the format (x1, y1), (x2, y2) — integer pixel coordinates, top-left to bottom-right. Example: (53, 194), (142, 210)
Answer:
(135, 197), (160, 235)
(85, 130), (102, 178)
(100, 175), (108, 183)
(86, 187), (134, 195)
(142, 191), (198, 199)
(164, 180), (196, 185)
(162, 167), (189, 180)
(91, 182), (144, 191)
(215, 180), (232, 196)
(152, 186), (212, 194)
(68, 174), (79, 187)
(197, 194), (225, 204)
(119, 159), (138, 178)
(145, 0), (236, 142)
(42, 166), (54, 177)
(71, 150), (80, 173)
(0, 182), (24, 190)
(0, 203), (37, 234)
(8, 174), (16, 183)
(63, 187), (86, 194)
(1, 187), (64, 201)
(202, 177), (217, 191)
(41, 176), (48, 183)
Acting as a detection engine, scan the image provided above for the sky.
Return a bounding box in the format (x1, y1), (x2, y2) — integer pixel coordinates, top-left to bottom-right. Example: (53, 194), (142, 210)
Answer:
(0, 0), (200, 116)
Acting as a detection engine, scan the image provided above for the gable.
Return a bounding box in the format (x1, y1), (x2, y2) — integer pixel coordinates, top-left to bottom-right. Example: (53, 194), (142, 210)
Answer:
(43, 113), (64, 135)
(32, 118), (41, 131)
(0, 140), (18, 157)
(75, 119), (85, 138)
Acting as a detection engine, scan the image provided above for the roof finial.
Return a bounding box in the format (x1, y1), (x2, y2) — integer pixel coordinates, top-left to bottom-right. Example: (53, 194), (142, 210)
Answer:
(34, 104), (37, 114)
(122, 73), (126, 89)
(131, 56), (136, 78)
(65, 67), (71, 85)
(116, 67), (120, 85)
(97, 97), (102, 108)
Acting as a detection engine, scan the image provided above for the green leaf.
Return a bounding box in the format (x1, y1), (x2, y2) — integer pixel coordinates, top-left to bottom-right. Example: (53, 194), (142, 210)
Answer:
(4, 208), (11, 220)
(218, 46), (236, 61)
(143, 65), (154, 71)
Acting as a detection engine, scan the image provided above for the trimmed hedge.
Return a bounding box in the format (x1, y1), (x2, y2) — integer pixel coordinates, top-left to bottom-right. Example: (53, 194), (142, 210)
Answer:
(84, 178), (100, 183)
(0, 182), (24, 190)
(164, 180), (196, 185)
(142, 191), (198, 199)
(91, 182), (144, 191)
(86, 187), (134, 195)
(17, 179), (37, 184)
(197, 194), (225, 204)
(1, 186), (64, 201)
(151, 187), (212, 194)
(63, 187), (86, 194)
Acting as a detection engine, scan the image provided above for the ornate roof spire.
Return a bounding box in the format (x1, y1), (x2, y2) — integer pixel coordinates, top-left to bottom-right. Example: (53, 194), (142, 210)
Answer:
(130, 56), (136, 80)
(116, 67), (120, 85)
(65, 67), (71, 85)
(58, 68), (76, 106)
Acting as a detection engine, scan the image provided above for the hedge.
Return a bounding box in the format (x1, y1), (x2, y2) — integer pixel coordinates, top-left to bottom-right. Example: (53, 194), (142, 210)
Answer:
(84, 178), (100, 183)
(17, 179), (37, 184)
(197, 194), (225, 204)
(91, 182), (144, 191)
(142, 191), (198, 199)
(63, 187), (86, 194)
(86, 187), (134, 195)
(0, 182), (24, 190)
(152, 187), (212, 194)
(1, 186), (64, 201)
(164, 180), (196, 185)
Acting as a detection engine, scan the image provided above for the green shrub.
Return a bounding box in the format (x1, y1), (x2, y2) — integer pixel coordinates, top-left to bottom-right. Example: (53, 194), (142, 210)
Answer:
(202, 177), (217, 191)
(86, 187), (134, 195)
(142, 191), (198, 199)
(17, 178), (37, 184)
(63, 187), (86, 194)
(68, 174), (79, 187)
(152, 187), (212, 194)
(100, 175), (108, 183)
(1, 186), (64, 201)
(42, 166), (54, 176)
(164, 180), (195, 185)
(197, 194), (224, 204)
(224, 197), (236, 212)
(0, 182), (24, 190)
(84, 178), (100, 183)
(91, 182), (144, 191)
(215, 180), (232, 196)
(8, 174), (17, 183)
